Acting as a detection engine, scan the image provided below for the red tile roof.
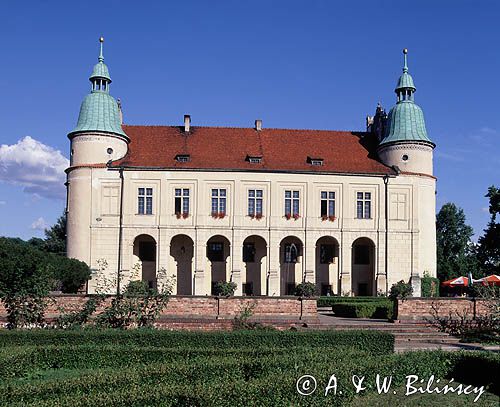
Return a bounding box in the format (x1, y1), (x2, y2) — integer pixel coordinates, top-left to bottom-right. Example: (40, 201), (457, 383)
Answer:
(111, 125), (394, 176)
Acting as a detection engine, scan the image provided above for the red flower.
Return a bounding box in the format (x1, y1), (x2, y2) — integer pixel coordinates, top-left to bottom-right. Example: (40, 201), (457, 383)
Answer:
(328, 215), (336, 222)
(293, 213), (300, 220)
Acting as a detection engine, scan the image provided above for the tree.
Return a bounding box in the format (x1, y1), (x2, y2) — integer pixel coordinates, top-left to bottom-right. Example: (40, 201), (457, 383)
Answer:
(436, 203), (477, 281)
(44, 212), (66, 255)
(477, 186), (500, 275)
(0, 237), (53, 328)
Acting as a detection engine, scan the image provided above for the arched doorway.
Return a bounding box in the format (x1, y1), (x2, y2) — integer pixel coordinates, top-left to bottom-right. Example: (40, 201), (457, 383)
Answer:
(351, 237), (375, 296)
(242, 235), (267, 296)
(170, 235), (194, 295)
(132, 234), (157, 289)
(315, 236), (339, 296)
(279, 236), (303, 296)
(207, 235), (231, 295)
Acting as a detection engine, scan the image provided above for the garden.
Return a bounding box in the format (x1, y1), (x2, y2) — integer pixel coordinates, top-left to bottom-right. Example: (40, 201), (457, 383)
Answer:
(0, 329), (498, 406)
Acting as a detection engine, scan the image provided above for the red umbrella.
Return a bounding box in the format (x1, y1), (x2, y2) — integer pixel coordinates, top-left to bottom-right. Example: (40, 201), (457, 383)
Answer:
(441, 276), (469, 287)
(477, 275), (500, 286)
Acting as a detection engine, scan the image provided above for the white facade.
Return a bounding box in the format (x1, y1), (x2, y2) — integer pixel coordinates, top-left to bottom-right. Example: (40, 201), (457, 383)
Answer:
(66, 131), (437, 296)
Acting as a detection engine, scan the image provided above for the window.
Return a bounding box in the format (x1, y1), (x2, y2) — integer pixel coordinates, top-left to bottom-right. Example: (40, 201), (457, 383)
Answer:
(207, 242), (224, 262)
(211, 189), (227, 216)
(175, 188), (190, 216)
(285, 190), (300, 217)
(138, 187), (153, 215)
(247, 156), (262, 164)
(175, 154), (190, 162)
(248, 189), (263, 217)
(307, 156), (323, 166)
(354, 245), (370, 265)
(243, 243), (256, 263)
(284, 243), (299, 263)
(320, 191), (336, 217)
(356, 192), (372, 219)
(320, 244), (335, 264)
(102, 186), (119, 215)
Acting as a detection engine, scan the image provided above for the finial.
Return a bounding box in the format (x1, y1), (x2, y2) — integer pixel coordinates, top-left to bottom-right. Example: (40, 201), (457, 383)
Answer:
(402, 48), (408, 73)
(98, 36), (104, 62)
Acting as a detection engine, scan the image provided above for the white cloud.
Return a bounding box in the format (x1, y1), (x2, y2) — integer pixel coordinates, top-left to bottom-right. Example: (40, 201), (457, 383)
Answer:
(31, 217), (48, 231)
(0, 136), (69, 200)
(479, 127), (497, 134)
(0, 200), (5, 205)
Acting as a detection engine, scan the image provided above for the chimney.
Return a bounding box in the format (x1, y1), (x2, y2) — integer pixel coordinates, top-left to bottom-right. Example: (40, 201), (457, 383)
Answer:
(117, 98), (123, 124)
(184, 115), (191, 132)
(255, 119), (262, 131)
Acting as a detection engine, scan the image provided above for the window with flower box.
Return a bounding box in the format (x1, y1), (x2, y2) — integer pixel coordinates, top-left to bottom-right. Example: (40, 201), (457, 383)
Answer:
(284, 190), (300, 219)
(175, 188), (190, 218)
(321, 191), (336, 220)
(211, 188), (226, 218)
(248, 189), (263, 218)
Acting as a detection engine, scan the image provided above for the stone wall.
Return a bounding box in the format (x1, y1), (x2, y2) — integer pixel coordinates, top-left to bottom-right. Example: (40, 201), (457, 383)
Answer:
(396, 297), (490, 322)
(0, 295), (318, 330)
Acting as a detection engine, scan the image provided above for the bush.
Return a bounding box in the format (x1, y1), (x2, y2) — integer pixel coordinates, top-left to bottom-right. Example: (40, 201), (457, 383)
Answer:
(333, 301), (393, 319)
(421, 273), (440, 297)
(52, 256), (91, 293)
(317, 296), (383, 307)
(0, 346), (497, 406)
(0, 329), (395, 354)
(294, 282), (317, 297)
(389, 280), (413, 300)
(212, 281), (237, 296)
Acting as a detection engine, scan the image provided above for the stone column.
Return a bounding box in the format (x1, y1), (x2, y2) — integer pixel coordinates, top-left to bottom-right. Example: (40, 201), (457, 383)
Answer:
(340, 237), (352, 296)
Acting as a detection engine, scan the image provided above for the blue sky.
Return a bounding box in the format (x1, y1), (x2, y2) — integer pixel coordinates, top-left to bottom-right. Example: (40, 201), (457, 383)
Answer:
(0, 0), (498, 240)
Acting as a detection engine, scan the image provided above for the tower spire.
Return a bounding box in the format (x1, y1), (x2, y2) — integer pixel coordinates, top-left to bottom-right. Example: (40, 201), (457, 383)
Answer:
(98, 36), (104, 62)
(403, 48), (408, 73)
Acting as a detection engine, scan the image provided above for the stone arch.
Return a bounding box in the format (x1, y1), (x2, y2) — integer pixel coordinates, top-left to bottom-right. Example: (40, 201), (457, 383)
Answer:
(207, 235), (231, 294)
(170, 234), (194, 295)
(315, 236), (340, 296)
(279, 236), (303, 296)
(242, 235), (267, 296)
(351, 237), (376, 296)
(132, 234), (157, 289)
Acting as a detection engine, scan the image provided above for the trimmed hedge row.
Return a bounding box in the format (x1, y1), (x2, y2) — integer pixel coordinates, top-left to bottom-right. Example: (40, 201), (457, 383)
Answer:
(2, 350), (498, 407)
(0, 345), (368, 379)
(317, 296), (386, 308)
(332, 301), (394, 319)
(0, 329), (394, 354)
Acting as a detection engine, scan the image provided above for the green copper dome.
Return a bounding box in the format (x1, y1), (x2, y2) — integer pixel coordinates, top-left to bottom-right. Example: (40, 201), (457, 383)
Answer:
(69, 38), (126, 138)
(395, 71), (415, 91)
(382, 101), (432, 145)
(380, 49), (434, 147)
(71, 92), (126, 137)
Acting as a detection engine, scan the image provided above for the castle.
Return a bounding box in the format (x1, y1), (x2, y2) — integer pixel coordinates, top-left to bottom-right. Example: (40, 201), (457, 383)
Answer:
(66, 39), (436, 296)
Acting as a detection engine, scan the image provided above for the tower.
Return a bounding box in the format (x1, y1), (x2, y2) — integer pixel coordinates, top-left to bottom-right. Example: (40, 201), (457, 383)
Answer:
(378, 49), (437, 291)
(377, 49), (435, 175)
(66, 38), (128, 266)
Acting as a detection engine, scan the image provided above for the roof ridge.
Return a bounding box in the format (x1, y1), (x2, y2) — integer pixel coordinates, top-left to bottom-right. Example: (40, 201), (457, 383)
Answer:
(122, 124), (366, 133)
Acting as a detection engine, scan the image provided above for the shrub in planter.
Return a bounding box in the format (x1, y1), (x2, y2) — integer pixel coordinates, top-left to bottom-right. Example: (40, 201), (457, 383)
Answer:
(421, 272), (440, 297)
(212, 281), (237, 296)
(389, 280), (413, 300)
(333, 301), (393, 319)
(294, 282), (318, 297)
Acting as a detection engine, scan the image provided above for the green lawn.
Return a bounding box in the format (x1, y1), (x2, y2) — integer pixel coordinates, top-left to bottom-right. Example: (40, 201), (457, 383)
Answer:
(0, 329), (497, 406)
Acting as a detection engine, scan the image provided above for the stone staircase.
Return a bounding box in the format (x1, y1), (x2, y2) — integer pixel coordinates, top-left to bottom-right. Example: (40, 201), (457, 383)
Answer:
(312, 310), (488, 352)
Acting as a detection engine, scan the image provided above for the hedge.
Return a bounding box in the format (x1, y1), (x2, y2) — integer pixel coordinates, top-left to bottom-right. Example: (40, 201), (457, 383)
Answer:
(332, 301), (394, 319)
(0, 329), (394, 354)
(1, 350), (498, 407)
(421, 274), (440, 297)
(317, 296), (384, 307)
